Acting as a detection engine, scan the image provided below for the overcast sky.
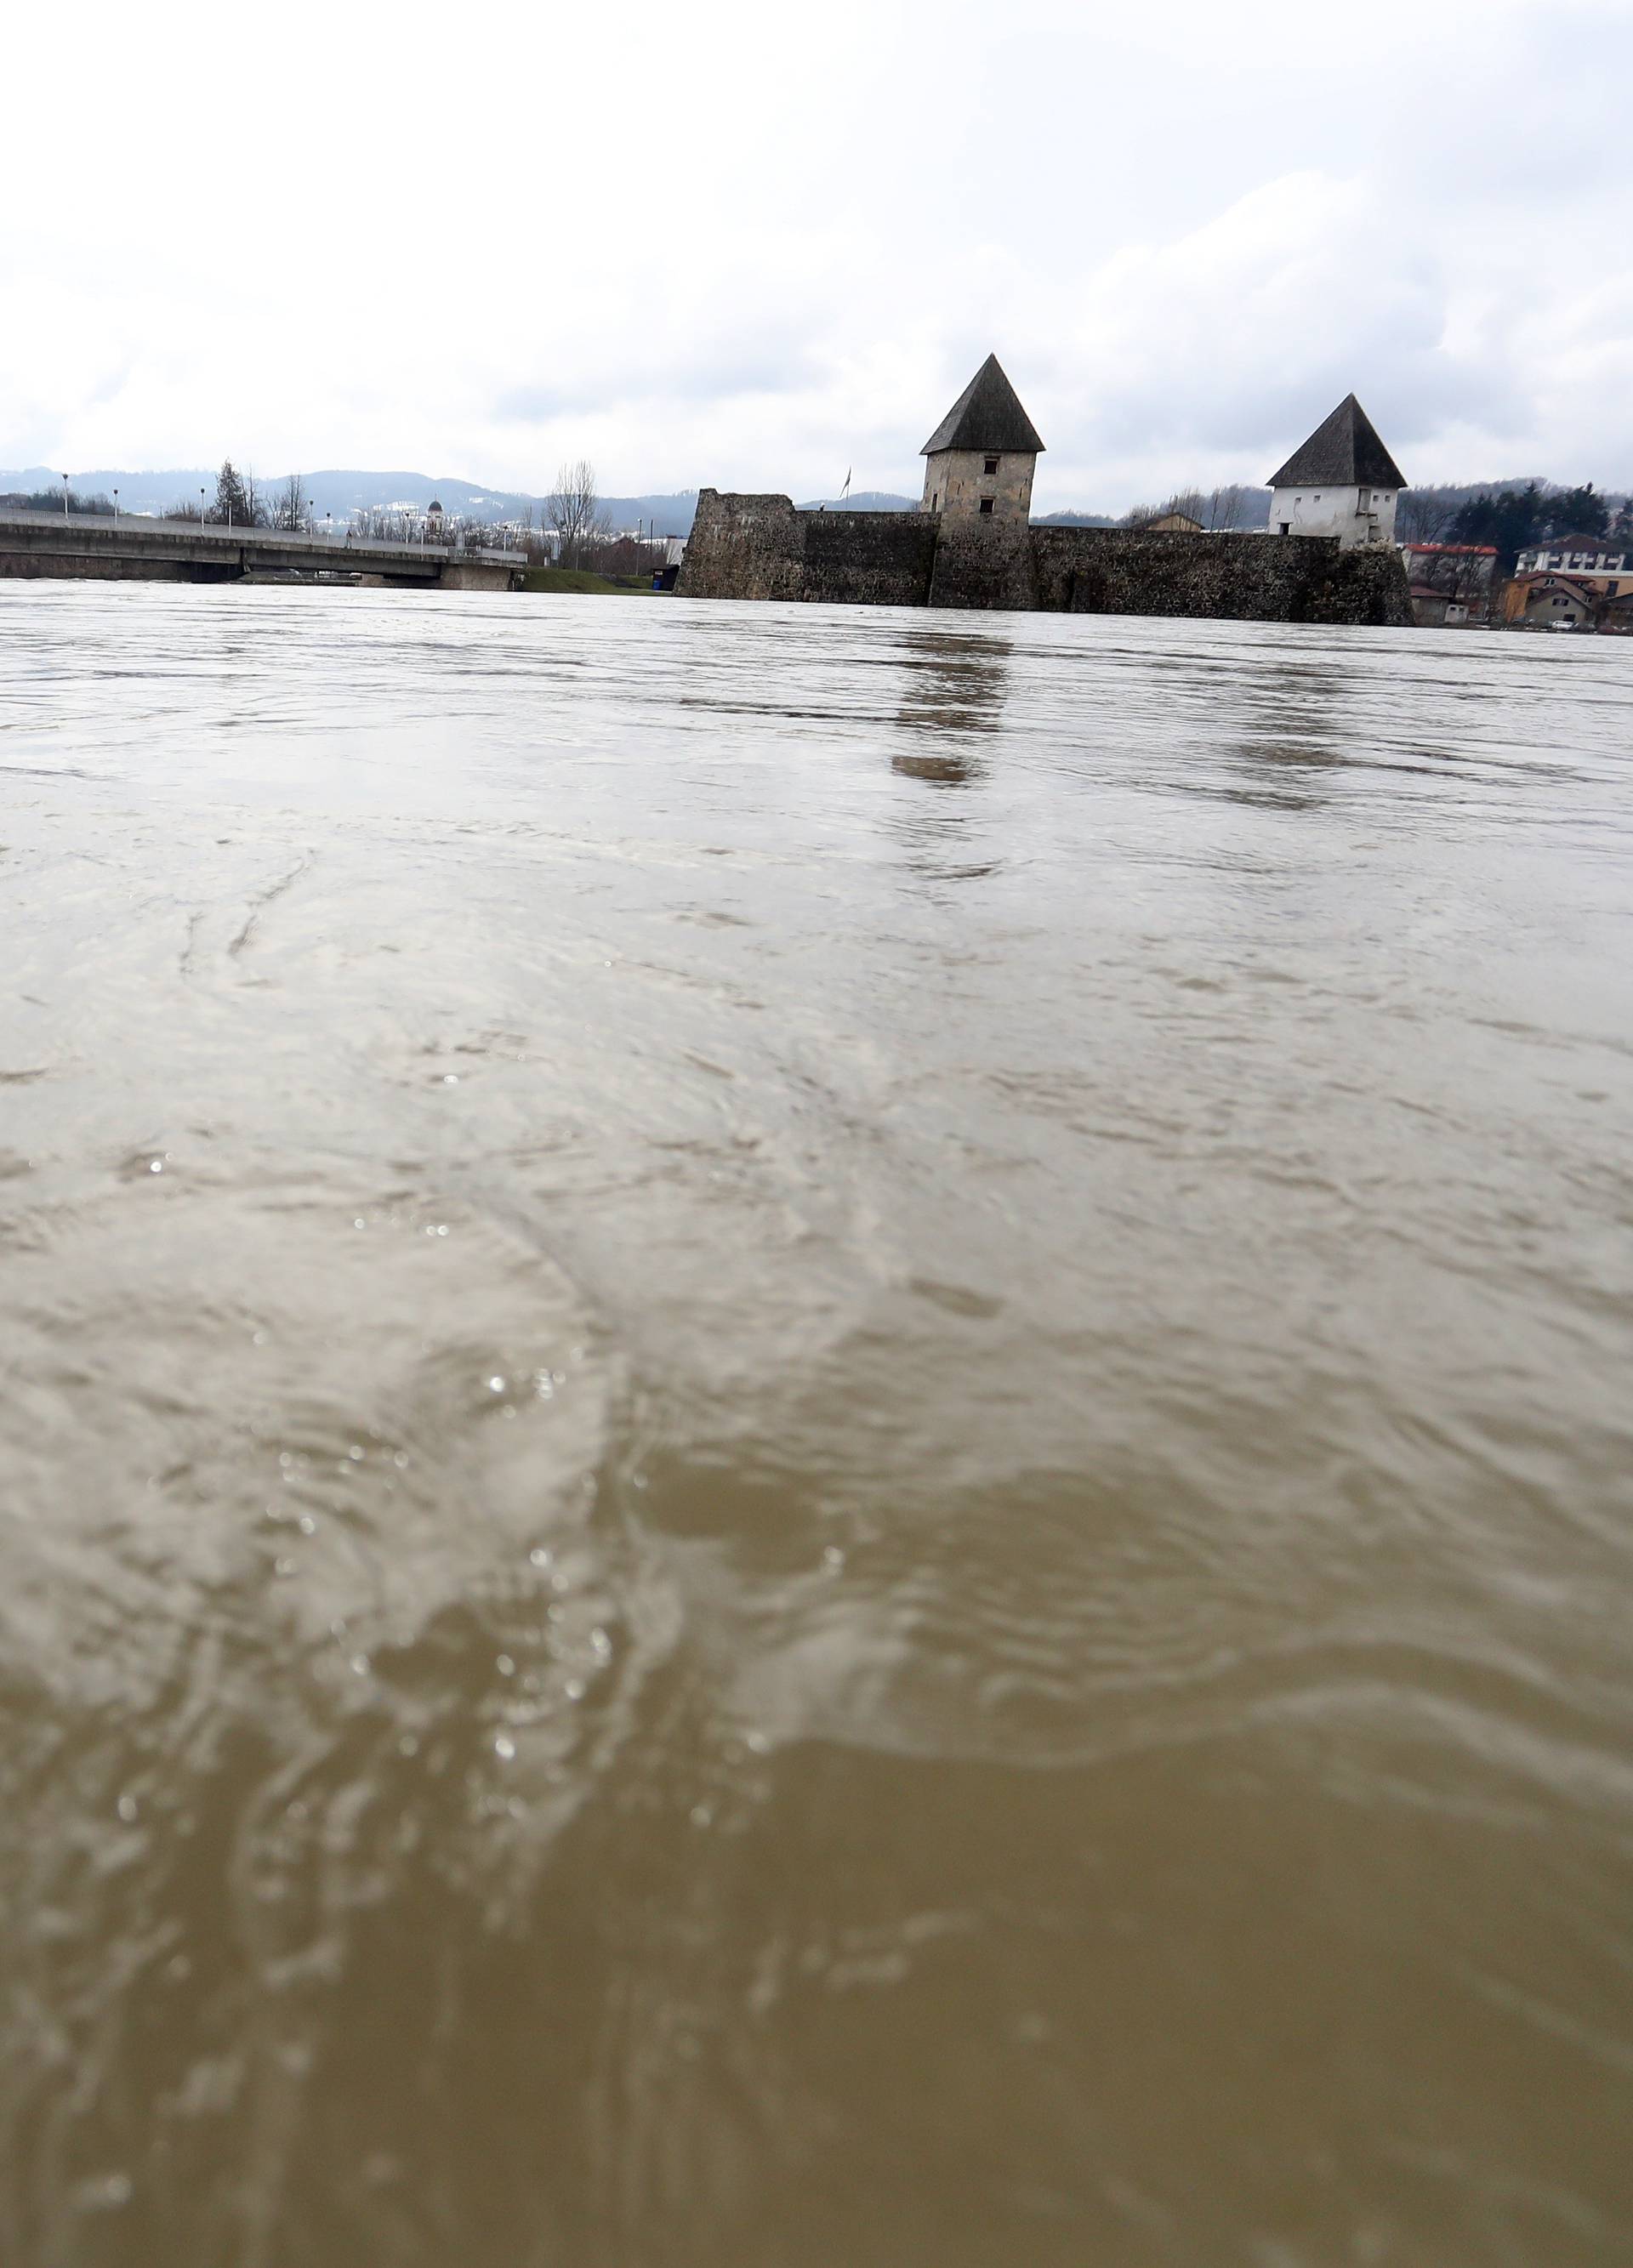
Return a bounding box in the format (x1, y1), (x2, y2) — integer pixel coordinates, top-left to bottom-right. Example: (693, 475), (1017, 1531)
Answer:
(4, 1), (1630, 510)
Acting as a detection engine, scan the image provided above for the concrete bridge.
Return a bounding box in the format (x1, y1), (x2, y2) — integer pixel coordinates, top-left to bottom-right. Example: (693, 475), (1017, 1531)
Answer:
(0, 509), (525, 590)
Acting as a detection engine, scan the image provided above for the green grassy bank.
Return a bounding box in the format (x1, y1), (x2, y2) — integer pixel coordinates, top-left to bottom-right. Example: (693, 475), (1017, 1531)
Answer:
(518, 566), (658, 595)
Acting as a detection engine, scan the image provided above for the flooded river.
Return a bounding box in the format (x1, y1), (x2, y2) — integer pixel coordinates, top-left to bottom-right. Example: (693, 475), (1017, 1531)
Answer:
(2, 583), (1630, 2265)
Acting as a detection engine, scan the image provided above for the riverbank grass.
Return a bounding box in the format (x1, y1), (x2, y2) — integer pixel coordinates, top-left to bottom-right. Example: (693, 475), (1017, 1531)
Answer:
(519, 566), (657, 595)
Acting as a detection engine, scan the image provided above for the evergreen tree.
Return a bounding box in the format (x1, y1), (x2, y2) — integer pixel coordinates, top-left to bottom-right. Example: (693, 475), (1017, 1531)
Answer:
(1449, 483), (1548, 575)
(210, 460), (264, 527)
(1545, 482), (1610, 539)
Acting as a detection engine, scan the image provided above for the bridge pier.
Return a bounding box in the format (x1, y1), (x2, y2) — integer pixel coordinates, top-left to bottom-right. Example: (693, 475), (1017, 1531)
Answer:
(435, 561), (518, 591)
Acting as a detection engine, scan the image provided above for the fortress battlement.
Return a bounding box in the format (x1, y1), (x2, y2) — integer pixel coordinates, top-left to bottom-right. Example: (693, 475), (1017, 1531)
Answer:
(676, 358), (1412, 627)
(676, 489), (1413, 627)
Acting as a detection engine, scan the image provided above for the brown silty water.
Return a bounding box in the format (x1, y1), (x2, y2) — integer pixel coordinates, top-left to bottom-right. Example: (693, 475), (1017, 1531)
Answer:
(1, 583), (1630, 2266)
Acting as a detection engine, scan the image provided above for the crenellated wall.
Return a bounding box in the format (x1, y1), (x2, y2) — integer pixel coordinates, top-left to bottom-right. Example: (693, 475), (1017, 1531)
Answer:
(676, 491), (1414, 627)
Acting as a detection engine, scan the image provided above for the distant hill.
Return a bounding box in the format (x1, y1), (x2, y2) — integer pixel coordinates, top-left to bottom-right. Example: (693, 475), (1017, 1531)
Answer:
(796, 491), (917, 513)
(0, 467), (701, 537)
(9, 466), (1623, 543)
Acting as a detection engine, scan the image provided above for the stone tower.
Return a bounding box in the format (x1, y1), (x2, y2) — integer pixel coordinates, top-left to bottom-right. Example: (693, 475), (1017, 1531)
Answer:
(1267, 395), (1407, 549)
(920, 354), (1045, 522)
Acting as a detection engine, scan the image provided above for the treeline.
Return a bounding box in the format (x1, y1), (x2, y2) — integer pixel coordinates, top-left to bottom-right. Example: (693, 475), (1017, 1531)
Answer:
(346, 504), (527, 550)
(342, 461), (672, 572)
(1400, 481), (1629, 571)
(1039, 486), (1263, 530)
(1, 486), (116, 514)
(148, 456), (667, 574)
(163, 463), (313, 531)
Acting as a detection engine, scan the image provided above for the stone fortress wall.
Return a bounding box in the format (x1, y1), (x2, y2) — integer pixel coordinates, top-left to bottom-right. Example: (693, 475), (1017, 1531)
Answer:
(677, 490), (1414, 627)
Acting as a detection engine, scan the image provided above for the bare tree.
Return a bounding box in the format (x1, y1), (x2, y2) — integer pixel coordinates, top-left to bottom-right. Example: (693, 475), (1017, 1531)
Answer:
(351, 505), (418, 543)
(1397, 487), (1459, 546)
(1409, 543), (1496, 615)
(1124, 484), (1254, 532)
(548, 458), (608, 568)
(272, 474), (308, 532)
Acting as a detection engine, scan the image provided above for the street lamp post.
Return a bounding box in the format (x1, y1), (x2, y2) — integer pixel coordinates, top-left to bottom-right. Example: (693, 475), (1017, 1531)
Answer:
(200, 486), (207, 527)
(113, 488), (119, 520)
(62, 473), (69, 519)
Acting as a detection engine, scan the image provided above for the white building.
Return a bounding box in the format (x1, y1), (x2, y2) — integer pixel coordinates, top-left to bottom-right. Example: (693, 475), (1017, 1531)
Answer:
(1515, 535), (1627, 581)
(1267, 395), (1406, 549)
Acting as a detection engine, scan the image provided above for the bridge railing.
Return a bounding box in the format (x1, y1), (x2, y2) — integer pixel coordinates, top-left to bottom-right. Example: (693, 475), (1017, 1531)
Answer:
(0, 507), (519, 567)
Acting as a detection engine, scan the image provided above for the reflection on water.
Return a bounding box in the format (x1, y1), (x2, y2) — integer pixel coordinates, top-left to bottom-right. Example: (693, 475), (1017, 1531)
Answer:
(892, 624), (1011, 765)
(1232, 657), (1352, 798)
(888, 630), (1007, 879)
(2, 583), (1632, 2268)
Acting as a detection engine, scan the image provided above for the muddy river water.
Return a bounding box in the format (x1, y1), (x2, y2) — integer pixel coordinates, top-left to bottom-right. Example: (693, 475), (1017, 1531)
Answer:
(2, 584), (1630, 2265)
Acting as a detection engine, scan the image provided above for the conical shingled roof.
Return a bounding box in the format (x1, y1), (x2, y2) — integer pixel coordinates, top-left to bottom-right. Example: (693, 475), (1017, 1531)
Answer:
(921, 354), (1045, 458)
(1268, 395), (1407, 490)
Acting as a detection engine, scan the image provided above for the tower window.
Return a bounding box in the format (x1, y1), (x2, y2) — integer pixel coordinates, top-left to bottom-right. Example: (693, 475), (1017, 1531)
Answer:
(979, 497), (995, 515)
(984, 457), (999, 475)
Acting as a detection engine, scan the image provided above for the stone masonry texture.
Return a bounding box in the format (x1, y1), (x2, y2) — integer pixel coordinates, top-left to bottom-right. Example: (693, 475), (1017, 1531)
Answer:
(676, 491), (1414, 628)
